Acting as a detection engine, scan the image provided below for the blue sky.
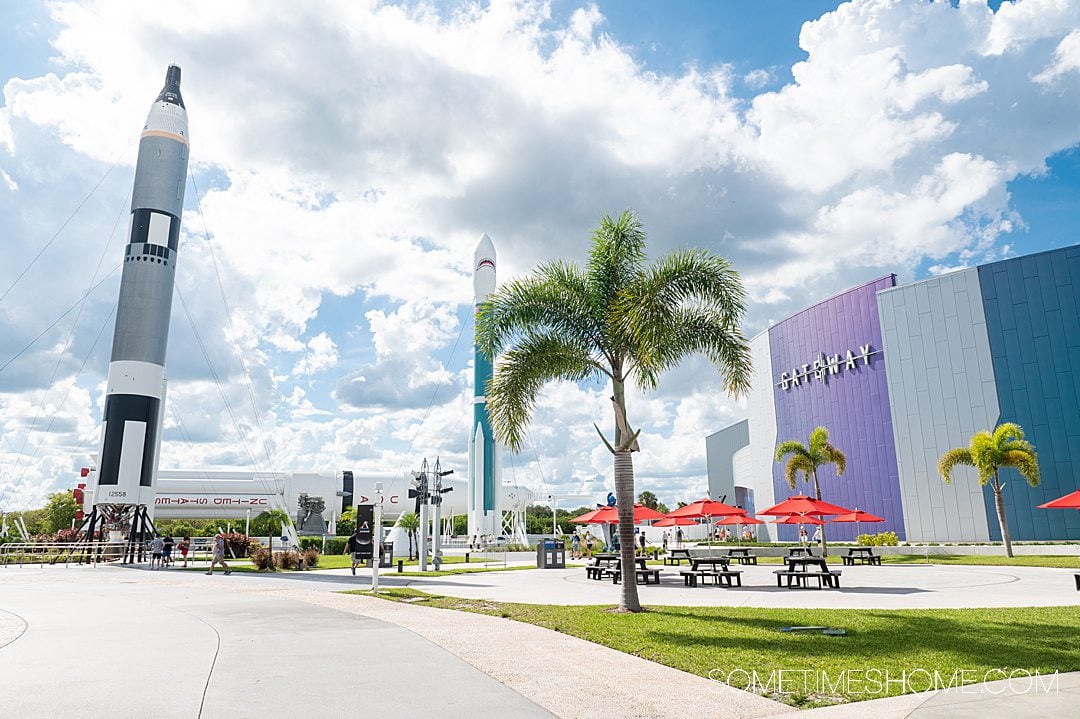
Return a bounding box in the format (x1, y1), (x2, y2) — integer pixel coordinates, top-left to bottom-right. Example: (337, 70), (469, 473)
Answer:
(1, 0), (1079, 511)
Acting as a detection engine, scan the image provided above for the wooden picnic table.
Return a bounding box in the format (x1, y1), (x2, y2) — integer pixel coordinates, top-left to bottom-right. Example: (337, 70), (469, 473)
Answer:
(586, 555), (647, 579)
(843, 547), (882, 565)
(680, 556), (742, 587)
(664, 548), (693, 565)
(724, 548), (758, 564)
(775, 556), (841, 589)
(691, 556), (731, 570)
(786, 546), (815, 557)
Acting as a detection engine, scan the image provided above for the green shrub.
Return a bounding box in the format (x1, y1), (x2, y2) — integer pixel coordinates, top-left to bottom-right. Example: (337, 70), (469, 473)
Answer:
(324, 537), (347, 555)
(298, 536), (323, 550)
(857, 531), (899, 546)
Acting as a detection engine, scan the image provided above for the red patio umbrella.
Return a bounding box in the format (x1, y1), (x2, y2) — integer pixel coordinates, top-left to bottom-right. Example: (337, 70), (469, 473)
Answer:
(666, 498), (745, 519)
(759, 495), (852, 517)
(1037, 489), (1080, 509)
(715, 512), (765, 544)
(771, 514), (825, 525)
(652, 516), (699, 527)
(569, 504), (666, 524)
(829, 509), (885, 538)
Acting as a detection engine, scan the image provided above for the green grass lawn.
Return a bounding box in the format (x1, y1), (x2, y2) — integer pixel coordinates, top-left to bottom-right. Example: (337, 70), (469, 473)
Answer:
(353, 587), (1080, 708)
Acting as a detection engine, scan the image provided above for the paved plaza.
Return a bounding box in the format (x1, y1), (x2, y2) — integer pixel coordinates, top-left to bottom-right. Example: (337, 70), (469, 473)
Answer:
(393, 560), (1080, 609)
(0, 562), (1076, 718)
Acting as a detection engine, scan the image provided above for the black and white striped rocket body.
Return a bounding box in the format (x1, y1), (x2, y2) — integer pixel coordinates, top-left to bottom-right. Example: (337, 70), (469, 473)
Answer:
(95, 66), (188, 507)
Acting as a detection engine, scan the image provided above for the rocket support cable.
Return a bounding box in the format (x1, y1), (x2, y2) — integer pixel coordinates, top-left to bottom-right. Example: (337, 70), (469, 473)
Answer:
(0, 185), (130, 497)
(188, 171), (279, 481)
(0, 304), (116, 510)
(0, 137), (135, 307)
(393, 307), (468, 479)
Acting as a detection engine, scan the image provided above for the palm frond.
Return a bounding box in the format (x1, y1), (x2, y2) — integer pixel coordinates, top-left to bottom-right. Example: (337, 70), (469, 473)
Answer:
(775, 440), (810, 463)
(784, 455), (814, 489)
(586, 211), (647, 312)
(822, 442), (847, 476)
(938, 448), (974, 484)
(486, 332), (601, 452)
(992, 422), (1025, 446)
(476, 261), (600, 360)
(808, 426), (830, 459)
(1001, 449), (1040, 487)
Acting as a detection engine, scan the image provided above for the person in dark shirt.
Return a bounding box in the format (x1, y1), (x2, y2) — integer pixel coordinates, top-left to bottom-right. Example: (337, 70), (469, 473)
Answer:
(346, 529), (363, 576)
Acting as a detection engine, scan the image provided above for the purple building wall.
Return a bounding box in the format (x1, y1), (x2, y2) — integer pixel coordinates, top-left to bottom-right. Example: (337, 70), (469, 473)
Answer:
(768, 276), (906, 541)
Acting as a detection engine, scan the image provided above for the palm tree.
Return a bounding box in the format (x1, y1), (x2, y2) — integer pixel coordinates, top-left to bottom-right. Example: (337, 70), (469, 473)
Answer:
(774, 426), (847, 557)
(477, 210), (751, 612)
(397, 512), (420, 560)
(256, 509), (291, 569)
(938, 422), (1039, 557)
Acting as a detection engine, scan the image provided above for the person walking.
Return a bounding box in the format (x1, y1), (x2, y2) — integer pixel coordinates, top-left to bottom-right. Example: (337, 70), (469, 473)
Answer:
(206, 532), (231, 575)
(571, 532), (580, 560)
(638, 531), (647, 556)
(150, 534), (164, 569)
(662, 531), (669, 553)
(178, 536), (190, 568)
(812, 526), (823, 550)
(162, 535), (174, 568)
(585, 533), (594, 559)
(675, 527), (684, 548)
(346, 528), (364, 576)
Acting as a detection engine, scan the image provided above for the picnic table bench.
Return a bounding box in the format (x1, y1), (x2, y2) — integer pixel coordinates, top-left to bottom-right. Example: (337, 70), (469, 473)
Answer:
(612, 567), (661, 585)
(774, 557), (842, 589)
(585, 556), (646, 580)
(725, 548), (758, 565)
(676, 556), (742, 587)
(664, 548), (693, 566)
(842, 547), (882, 566)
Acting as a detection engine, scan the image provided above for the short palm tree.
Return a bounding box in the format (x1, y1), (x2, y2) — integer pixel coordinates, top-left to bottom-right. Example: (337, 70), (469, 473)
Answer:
(397, 512), (420, 560)
(774, 426), (847, 557)
(939, 422), (1039, 557)
(477, 210), (751, 612)
(255, 508), (292, 571)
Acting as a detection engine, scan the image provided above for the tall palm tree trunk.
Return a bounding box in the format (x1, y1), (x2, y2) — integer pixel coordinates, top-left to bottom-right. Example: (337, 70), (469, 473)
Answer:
(992, 473), (1014, 557)
(614, 449), (641, 612)
(812, 470), (829, 557)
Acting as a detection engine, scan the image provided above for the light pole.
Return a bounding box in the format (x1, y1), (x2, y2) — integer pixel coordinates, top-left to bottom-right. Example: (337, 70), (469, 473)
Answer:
(431, 458), (453, 571)
(372, 482), (383, 592)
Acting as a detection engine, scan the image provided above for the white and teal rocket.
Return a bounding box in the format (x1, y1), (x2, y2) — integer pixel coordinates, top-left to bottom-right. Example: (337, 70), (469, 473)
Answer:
(469, 234), (502, 538)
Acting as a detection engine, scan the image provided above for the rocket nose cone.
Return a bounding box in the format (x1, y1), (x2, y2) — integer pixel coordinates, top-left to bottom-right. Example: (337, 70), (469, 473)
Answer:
(473, 233), (496, 297)
(474, 233), (496, 262)
(156, 65), (185, 109)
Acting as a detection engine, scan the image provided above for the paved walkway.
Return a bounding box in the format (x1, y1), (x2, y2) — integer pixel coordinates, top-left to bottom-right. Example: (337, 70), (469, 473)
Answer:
(0, 566), (551, 718)
(1, 564), (1076, 718)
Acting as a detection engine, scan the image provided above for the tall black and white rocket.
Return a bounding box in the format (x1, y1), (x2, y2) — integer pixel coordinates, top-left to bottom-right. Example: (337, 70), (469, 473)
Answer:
(94, 66), (188, 508)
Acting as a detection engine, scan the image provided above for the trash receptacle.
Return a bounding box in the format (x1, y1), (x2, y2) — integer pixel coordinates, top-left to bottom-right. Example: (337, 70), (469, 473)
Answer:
(379, 542), (393, 568)
(536, 539), (566, 569)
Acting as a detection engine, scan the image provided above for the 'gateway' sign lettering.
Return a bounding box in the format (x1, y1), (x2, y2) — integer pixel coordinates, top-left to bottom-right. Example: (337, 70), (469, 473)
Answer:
(779, 344), (879, 390)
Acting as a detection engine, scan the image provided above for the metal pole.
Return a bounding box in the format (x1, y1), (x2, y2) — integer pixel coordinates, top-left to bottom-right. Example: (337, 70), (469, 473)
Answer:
(245, 508), (251, 537)
(432, 461), (442, 572)
(373, 483), (383, 592)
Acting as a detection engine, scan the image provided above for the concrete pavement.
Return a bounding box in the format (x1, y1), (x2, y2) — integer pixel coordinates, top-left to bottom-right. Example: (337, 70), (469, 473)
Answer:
(1, 563), (1077, 718)
(0, 566), (551, 718)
